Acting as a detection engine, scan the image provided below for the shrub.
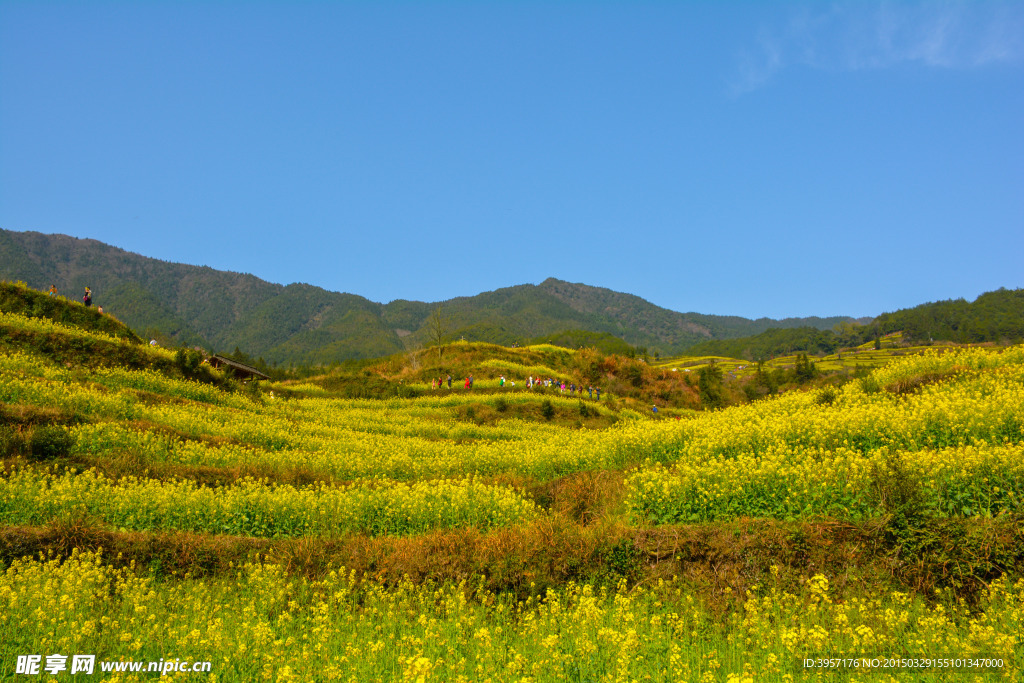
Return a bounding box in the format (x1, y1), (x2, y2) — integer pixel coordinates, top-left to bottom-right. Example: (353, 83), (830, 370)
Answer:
(871, 451), (930, 558)
(859, 375), (880, 394)
(175, 348), (203, 376)
(29, 425), (74, 461)
(244, 380), (264, 404)
(742, 382), (764, 402)
(622, 363), (644, 388)
(815, 386), (838, 406)
(600, 538), (642, 582)
(541, 400), (555, 421)
(0, 425), (25, 457)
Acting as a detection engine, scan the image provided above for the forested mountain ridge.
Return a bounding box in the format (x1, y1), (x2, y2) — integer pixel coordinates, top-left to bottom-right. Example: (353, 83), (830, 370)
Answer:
(871, 288), (1024, 343)
(685, 288), (1024, 360)
(2, 228), (857, 364)
(535, 278), (855, 345)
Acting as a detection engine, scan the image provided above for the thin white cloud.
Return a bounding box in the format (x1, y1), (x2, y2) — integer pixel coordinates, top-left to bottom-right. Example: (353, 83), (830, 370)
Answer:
(730, 1), (1023, 94)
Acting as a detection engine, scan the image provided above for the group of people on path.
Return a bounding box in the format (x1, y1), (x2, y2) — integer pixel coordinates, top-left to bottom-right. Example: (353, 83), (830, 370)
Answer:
(431, 375), (454, 390)
(527, 376), (600, 399)
(428, 373), (601, 399)
(429, 375), (479, 389)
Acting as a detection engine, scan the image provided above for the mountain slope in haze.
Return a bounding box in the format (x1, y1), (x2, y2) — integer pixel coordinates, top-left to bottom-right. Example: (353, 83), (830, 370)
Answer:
(0, 229), (856, 364)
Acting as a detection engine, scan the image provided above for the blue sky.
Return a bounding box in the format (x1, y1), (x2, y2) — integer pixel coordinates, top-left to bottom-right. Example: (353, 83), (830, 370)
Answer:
(1, 1), (1021, 319)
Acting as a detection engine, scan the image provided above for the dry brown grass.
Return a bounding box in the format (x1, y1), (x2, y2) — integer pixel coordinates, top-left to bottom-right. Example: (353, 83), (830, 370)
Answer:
(7, 514), (1019, 612)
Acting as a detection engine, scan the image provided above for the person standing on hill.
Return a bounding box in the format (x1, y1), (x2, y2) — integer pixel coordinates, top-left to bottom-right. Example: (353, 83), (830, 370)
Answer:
(464, 376), (471, 389)
(595, 387), (601, 401)
(48, 285), (57, 297)
(83, 287), (92, 307)
(447, 375), (452, 389)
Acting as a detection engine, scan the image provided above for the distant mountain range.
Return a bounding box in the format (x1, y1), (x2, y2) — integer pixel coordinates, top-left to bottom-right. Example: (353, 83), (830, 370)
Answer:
(1, 229), (859, 365)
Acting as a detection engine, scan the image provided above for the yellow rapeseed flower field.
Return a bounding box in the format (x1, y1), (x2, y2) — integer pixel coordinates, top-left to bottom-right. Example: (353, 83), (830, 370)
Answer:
(1, 551), (1020, 681)
(1, 310), (1022, 680)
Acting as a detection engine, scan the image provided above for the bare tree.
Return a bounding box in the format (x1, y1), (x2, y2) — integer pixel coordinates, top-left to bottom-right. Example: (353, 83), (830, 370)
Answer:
(428, 304), (450, 361)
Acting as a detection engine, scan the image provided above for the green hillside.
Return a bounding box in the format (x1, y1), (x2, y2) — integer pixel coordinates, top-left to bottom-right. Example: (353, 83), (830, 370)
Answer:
(870, 288), (1024, 343)
(2, 228), (857, 364)
(536, 277), (854, 345)
(684, 288), (1024, 360)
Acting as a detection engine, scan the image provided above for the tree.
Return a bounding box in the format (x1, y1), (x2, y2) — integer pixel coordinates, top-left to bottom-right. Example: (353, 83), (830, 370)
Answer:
(793, 353), (817, 383)
(755, 360), (780, 395)
(428, 304), (450, 361)
(697, 360), (724, 409)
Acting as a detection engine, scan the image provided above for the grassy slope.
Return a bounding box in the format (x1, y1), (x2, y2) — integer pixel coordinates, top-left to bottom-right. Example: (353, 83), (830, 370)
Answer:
(0, 280), (142, 343)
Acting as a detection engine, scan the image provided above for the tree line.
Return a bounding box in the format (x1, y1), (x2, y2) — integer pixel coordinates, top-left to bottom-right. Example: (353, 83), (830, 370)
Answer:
(685, 288), (1024, 360)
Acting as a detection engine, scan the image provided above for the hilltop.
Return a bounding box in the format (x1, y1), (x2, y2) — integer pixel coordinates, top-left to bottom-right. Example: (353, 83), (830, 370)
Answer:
(0, 281), (233, 389)
(0, 229), (854, 365)
(0, 279), (142, 344)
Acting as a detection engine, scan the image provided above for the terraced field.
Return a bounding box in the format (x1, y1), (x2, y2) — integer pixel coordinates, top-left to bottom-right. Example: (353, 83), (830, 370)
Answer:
(1, 296), (1022, 681)
(655, 332), (934, 378)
